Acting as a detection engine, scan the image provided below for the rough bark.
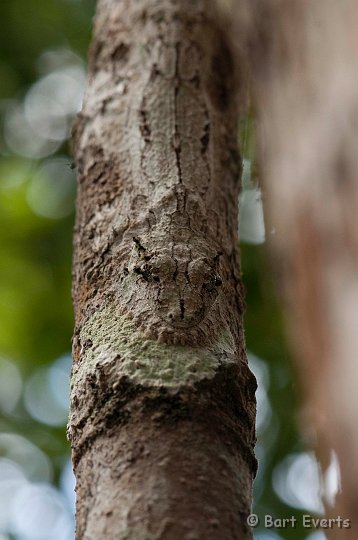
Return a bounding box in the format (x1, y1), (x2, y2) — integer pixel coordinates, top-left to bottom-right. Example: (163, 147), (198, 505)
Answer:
(229, 0), (358, 533)
(69, 1), (256, 538)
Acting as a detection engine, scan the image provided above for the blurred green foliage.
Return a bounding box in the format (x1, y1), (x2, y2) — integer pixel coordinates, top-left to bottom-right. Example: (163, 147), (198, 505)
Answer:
(0, 1), (328, 539)
(0, 1), (95, 538)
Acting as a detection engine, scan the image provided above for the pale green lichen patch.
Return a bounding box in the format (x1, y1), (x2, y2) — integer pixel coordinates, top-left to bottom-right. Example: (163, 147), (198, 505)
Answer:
(75, 302), (236, 388)
(118, 527), (155, 540)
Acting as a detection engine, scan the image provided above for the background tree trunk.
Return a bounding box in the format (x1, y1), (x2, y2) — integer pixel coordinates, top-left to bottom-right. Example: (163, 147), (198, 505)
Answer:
(69, 1), (256, 538)
(230, 0), (358, 533)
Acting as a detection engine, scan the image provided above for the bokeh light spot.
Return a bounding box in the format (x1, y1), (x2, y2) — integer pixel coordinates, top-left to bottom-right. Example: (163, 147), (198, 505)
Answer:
(24, 359), (71, 427)
(27, 157), (76, 219)
(273, 452), (324, 514)
(4, 101), (60, 159)
(0, 433), (52, 483)
(10, 483), (74, 540)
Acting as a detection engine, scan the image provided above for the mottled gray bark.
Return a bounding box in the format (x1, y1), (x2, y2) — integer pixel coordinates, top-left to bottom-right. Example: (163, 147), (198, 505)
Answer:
(69, 1), (256, 538)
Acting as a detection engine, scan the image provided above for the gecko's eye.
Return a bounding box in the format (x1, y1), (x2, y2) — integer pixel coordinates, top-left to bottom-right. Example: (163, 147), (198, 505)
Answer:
(188, 257), (222, 292)
(133, 262), (161, 283)
(188, 258), (211, 285)
(149, 255), (176, 279)
(133, 264), (152, 282)
(203, 274), (222, 292)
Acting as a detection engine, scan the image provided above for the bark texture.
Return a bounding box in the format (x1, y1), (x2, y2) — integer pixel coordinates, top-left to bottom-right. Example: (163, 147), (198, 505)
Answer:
(69, 1), (256, 538)
(229, 0), (358, 533)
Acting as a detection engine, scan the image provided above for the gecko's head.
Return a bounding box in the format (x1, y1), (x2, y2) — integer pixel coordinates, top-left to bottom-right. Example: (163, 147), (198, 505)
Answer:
(123, 239), (223, 331)
(161, 256), (222, 329)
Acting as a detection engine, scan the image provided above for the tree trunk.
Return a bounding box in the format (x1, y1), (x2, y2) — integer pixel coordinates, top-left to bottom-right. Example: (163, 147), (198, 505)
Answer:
(69, 1), (256, 538)
(231, 0), (358, 533)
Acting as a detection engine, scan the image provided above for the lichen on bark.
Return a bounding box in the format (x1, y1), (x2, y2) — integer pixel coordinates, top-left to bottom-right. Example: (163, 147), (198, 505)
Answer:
(73, 301), (236, 388)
